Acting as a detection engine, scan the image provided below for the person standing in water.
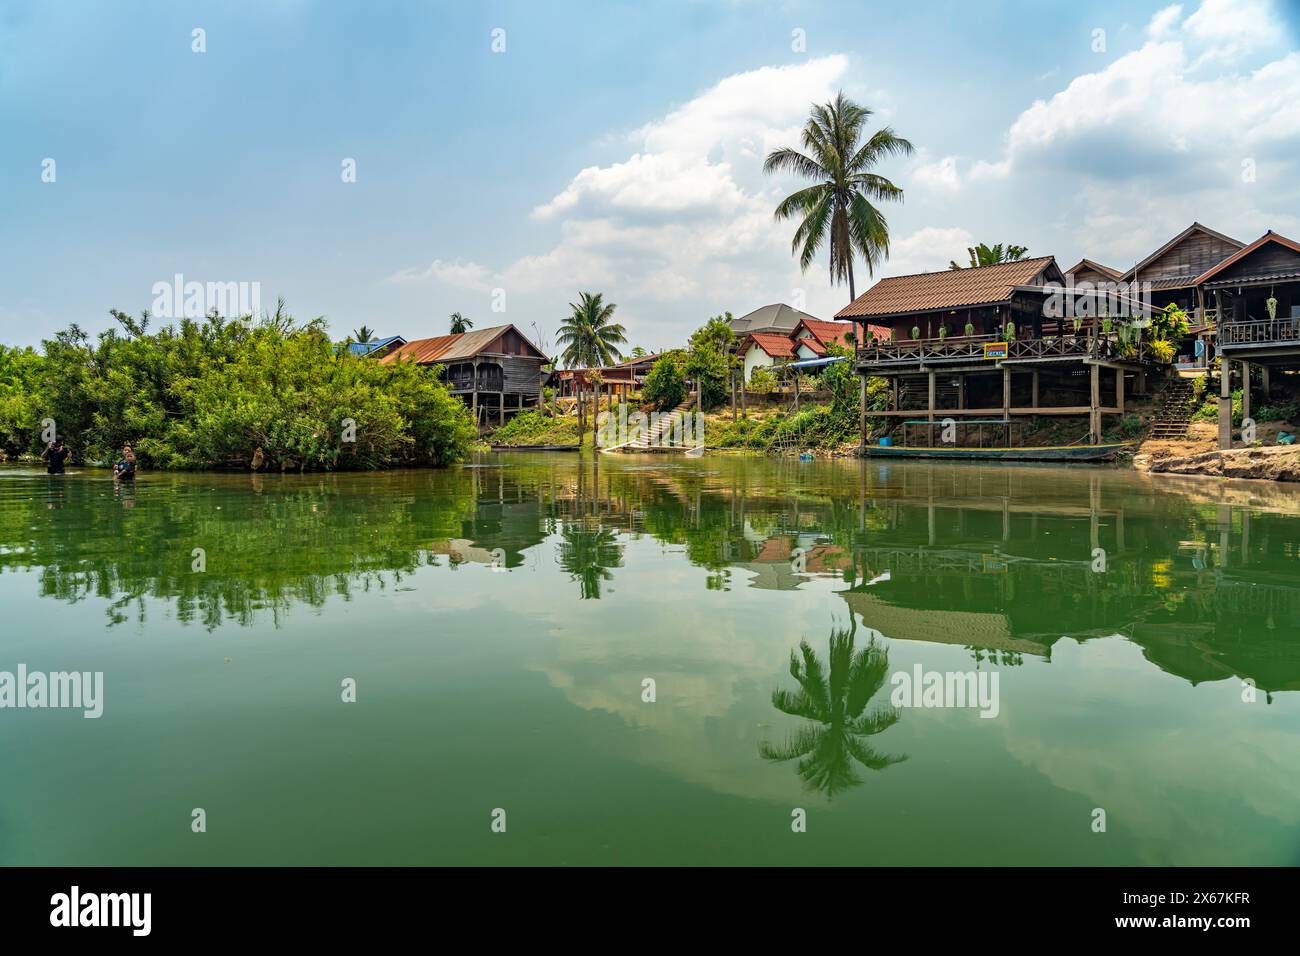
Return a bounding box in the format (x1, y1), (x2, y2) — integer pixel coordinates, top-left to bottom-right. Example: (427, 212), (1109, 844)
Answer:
(41, 437), (70, 475)
(113, 443), (137, 482)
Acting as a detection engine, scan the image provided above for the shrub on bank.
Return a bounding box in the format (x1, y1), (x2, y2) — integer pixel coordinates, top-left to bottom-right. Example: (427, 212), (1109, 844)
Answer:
(2, 311), (476, 469)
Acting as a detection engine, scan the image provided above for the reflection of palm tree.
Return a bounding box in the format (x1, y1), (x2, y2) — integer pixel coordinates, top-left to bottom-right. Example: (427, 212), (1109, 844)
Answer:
(556, 522), (622, 599)
(761, 620), (905, 797)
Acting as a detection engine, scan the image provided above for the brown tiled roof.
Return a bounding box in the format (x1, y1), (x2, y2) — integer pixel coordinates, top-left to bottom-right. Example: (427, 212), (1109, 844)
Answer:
(835, 256), (1056, 319)
(1194, 230), (1300, 285)
(378, 324), (544, 365)
(794, 318), (857, 347)
(744, 332), (796, 358)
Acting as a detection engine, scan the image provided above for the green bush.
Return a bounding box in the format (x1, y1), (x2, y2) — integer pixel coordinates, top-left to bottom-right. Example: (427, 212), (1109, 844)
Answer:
(643, 353), (687, 410)
(746, 365), (777, 394)
(8, 312), (476, 469)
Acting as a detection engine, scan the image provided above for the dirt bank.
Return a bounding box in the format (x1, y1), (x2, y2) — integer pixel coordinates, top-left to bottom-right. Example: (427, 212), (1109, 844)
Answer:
(1148, 444), (1300, 482)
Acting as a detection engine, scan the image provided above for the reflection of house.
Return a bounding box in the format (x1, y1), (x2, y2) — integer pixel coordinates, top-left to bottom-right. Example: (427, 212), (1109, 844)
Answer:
(737, 537), (849, 590)
(380, 324), (547, 426)
(840, 589), (1049, 656)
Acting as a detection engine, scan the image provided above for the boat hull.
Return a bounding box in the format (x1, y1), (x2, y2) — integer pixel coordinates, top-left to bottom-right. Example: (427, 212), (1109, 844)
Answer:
(864, 442), (1133, 462)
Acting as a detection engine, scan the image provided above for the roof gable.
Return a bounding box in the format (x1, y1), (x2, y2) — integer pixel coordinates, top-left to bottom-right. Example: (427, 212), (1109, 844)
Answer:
(1195, 231), (1300, 286)
(744, 332), (796, 358)
(1065, 259), (1122, 282)
(835, 256), (1059, 320)
(379, 324), (546, 365)
(730, 303), (822, 334)
(792, 318), (856, 348)
(1127, 222), (1244, 283)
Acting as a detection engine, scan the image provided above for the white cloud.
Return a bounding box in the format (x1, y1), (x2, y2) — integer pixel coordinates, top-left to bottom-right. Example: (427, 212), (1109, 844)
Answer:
(390, 55), (874, 340)
(1183, 0), (1283, 59)
(881, 226), (976, 277)
(1147, 4), (1184, 38)
(911, 154), (962, 193)
(386, 258), (494, 290)
(955, 0), (1300, 264)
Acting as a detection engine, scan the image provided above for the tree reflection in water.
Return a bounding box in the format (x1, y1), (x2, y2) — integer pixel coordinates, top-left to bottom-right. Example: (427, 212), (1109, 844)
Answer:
(761, 618), (906, 798)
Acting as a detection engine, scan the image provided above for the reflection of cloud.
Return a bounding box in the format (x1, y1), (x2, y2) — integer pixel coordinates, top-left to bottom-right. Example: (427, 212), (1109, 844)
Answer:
(996, 637), (1300, 864)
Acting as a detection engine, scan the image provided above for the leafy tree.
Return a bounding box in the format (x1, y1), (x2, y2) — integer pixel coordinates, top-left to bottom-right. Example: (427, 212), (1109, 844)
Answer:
(12, 309), (475, 470)
(948, 243), (1029, 270)
(685, 315), (736, 411)
(765, 92), (913, 300)
(449, 313), (473, 334)
(642, 352), (687, 410)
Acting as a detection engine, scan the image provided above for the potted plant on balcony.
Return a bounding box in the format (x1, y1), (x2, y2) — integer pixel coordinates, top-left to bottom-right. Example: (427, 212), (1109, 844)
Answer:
(1005, 321), (1016, 342)
(938, 325), (947, 342)
(964, 321), (975, 337)
(911, 325), (921, 340)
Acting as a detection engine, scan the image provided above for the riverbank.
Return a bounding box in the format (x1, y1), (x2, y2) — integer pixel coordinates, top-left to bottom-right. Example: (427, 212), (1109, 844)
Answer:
(1149, 444), (1300, 482)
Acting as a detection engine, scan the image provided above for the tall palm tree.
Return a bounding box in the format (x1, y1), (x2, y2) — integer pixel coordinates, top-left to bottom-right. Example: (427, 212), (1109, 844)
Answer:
(949, 243), (1029, 270)
(557, 292), (626, 444)
(764, 92), (913, 301)
(760, 620), (905, 798)
(449, 312), (473, 334)
(557, 292), (626, 368)
(351, 325), (375, 343)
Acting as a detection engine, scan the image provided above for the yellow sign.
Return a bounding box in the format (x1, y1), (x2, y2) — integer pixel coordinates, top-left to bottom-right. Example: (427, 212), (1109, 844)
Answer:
(984, 342), (1009, 359)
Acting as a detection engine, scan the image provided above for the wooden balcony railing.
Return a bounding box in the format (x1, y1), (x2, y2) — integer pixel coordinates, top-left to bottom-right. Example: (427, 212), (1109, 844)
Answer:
(857, 332), (1130, 365)
(1219, 318), (1300, 346)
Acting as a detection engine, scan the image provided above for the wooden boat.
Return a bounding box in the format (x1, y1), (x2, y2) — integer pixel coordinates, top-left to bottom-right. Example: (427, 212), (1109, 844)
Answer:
(864, 441), (1133, 462)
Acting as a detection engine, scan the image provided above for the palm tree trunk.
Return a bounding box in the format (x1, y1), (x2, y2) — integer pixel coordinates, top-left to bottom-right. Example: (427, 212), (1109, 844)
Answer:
(848, 257), (856, 303)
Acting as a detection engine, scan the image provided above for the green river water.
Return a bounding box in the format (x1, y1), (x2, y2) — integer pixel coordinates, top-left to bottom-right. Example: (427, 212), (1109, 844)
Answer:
(1, 453), (1297, 866)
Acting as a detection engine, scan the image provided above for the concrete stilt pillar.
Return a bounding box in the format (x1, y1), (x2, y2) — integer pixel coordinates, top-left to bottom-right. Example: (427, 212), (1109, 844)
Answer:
(1241, 361), (1251, 425)
(1218, 359), (1233, 450)
(1089, 363), (1100, 443)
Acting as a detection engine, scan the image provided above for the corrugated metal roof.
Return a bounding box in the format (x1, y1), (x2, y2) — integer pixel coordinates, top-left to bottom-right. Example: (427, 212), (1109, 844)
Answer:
(836, 256), (1056, 319)
(378, 325), (541, 365)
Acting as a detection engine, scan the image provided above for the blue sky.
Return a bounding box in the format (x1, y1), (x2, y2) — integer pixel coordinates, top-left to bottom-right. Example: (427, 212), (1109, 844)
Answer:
(2, 0), (1298, 351)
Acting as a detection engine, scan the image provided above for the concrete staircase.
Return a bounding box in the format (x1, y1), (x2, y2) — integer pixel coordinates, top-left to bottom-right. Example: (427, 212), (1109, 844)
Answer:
(1148, 375), (1201, 440)
(617, 396), (698, 453)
